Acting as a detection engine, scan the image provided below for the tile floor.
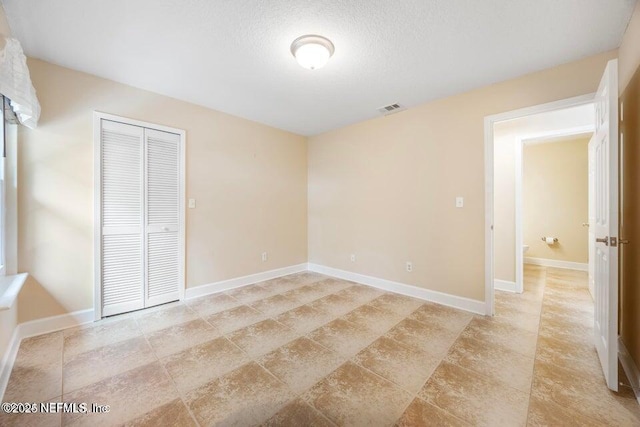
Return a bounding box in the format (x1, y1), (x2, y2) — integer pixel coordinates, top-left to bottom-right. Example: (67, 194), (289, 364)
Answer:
(1, 266), (639, 426)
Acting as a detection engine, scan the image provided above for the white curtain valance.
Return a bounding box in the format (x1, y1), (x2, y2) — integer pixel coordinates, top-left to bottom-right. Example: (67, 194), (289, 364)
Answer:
(0, 37), (40, 129)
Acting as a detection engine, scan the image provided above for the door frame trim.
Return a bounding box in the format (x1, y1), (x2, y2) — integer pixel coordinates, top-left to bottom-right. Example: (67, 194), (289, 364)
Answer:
(93, 111), (186, 321)
(483, 93), (595, 315)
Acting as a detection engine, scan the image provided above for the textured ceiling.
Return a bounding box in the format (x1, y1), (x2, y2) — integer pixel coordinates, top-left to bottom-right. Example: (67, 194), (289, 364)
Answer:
(2, 0), (636, 136)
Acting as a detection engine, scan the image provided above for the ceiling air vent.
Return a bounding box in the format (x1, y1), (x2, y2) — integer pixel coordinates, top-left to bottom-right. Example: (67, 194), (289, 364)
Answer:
(377, 103), (406, 116)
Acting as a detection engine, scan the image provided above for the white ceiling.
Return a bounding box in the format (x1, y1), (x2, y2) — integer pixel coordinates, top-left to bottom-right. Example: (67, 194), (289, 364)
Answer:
(2, 0), (636, 136)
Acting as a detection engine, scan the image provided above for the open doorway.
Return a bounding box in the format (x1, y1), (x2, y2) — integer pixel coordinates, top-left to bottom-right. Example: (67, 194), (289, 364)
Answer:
(483, 93), (597, 314)
(488, 101), (595, 296)
(499, 104), (595, 295)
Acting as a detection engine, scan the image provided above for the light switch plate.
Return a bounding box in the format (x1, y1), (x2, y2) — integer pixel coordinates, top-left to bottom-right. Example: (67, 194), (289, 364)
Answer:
(455, 197), (464, 208)
(188, 199), (196, 209)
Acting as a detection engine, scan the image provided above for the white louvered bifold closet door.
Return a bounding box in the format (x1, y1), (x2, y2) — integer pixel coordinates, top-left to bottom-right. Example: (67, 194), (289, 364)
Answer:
(100, 120), (145, 316)
(144, 128), (181, 307)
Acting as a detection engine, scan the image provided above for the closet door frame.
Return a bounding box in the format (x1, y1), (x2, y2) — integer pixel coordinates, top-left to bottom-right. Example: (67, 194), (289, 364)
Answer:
(93, 111), (186, 321)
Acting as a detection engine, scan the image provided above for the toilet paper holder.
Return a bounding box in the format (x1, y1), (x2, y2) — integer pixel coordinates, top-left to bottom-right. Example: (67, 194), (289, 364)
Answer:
(541, 237), (559, 243)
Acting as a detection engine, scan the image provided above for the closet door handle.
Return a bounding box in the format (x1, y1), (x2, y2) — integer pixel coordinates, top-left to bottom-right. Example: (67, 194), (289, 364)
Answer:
(161, 227), (169, 231)
(596, 237), (609, 246)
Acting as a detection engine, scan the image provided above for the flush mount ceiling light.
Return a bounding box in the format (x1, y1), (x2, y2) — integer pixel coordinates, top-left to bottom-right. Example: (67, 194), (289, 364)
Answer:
(290, 35), (335, 70)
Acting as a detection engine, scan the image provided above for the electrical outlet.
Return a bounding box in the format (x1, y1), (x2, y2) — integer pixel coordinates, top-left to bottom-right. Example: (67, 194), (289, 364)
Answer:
(406, 261), (413, 272)
(262, 252), (268, 262)
(455, 197), (464, 208)
(350, 254), (356, 262)
(188, 198), (196, 209)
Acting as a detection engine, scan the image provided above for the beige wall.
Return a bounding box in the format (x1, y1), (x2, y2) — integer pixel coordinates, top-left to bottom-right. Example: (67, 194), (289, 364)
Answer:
(619, 0), (640, 94)
(493, 105), (593, 282)
(17, 59), (308, 323)
(523, 137), (589, 262)
(619, 0), (640, 385)
(308, 50), (616, 302)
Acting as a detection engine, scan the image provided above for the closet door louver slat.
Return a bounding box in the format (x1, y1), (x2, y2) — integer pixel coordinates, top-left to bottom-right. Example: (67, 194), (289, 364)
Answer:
(147, 233), (180, 300)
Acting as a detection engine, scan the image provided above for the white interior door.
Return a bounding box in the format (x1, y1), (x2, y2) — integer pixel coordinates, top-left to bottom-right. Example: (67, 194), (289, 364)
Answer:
(100, 120), (145, 316)
(145, 128), (182, 307)
(588, 134), (595, 299)
(593, 59), (619, 391)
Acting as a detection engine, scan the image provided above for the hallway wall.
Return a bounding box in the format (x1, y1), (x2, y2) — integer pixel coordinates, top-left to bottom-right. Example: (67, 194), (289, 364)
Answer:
(523, 137), (589, 263)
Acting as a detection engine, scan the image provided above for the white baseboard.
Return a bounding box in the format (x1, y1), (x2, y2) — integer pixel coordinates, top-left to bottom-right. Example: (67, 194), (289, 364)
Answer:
(0, 327), (20, 402)
(524, 257), (588, 271)
(619, 337), (640, 406)
(185, 263), (308, 300)
(18, 309), (95, 340)
(308, 263), (485, 315)
(494, 279), (517, 293)
(0, 308), (94, 399)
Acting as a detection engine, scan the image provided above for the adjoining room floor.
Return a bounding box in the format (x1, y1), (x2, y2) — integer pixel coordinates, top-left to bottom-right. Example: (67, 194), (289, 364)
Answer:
(2, 266), (639, 426)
